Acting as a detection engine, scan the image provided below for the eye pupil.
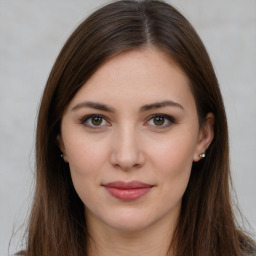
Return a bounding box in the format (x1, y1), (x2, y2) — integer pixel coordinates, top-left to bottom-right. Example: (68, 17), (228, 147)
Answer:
(92, 116), (103, 126)
(154, 116), (165, 126)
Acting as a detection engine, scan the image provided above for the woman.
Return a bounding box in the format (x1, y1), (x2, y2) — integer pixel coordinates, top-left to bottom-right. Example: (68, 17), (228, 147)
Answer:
(18, 0), (255, 255)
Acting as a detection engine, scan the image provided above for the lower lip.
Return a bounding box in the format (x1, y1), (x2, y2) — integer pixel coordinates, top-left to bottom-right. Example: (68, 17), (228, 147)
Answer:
(105, 187), (152, 201)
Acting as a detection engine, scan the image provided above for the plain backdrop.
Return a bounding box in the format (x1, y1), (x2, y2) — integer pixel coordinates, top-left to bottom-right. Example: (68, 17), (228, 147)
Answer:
(0, 0), (255, 254)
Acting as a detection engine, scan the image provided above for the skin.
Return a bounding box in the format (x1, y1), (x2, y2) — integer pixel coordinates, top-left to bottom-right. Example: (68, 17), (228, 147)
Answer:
(58, 48), (214, 256)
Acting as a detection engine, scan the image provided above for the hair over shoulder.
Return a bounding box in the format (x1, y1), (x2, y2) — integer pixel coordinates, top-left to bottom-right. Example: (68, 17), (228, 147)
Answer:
(17, 0), (255, 255)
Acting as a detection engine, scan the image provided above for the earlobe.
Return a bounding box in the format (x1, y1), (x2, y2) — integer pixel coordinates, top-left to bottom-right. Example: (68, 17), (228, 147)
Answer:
(57, 134), (69, 162)
(193, 113), (215, 162)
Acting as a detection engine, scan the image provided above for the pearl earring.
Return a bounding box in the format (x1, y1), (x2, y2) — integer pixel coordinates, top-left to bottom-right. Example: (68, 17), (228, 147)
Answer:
(199, 153), (206, 158)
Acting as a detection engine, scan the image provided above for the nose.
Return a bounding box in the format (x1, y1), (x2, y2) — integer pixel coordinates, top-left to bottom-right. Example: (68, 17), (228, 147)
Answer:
(110, 126), (146, 171)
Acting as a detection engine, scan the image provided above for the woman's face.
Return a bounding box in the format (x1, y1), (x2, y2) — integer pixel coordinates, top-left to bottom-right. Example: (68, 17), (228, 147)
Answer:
(59, 48), (213, 232)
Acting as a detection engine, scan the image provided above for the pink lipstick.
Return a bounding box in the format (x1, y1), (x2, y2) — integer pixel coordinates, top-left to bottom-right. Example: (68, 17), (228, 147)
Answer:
(103, 181), (153, 201)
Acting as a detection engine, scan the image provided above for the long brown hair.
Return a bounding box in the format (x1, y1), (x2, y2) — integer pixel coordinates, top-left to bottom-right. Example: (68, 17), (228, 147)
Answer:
(18, 0), (255, 255)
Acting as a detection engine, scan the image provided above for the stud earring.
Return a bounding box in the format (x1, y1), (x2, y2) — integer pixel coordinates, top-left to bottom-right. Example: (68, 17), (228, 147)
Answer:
(199, 153), (206, 158)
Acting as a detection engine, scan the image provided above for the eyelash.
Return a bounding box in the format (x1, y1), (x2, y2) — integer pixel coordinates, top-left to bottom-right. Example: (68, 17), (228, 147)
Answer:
(80, 114), (176, 129)
(80, 114), (110, 129)
(146, 114), (176, 128)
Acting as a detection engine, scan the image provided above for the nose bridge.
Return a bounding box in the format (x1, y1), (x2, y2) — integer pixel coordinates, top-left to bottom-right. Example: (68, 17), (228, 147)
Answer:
(110, 123), (145, 170)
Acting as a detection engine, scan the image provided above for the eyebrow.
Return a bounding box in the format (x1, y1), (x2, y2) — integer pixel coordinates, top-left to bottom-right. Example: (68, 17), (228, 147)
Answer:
(139, 100), (184, 112)
(71, 100), (184, 112)
(71, 102), (115, 112)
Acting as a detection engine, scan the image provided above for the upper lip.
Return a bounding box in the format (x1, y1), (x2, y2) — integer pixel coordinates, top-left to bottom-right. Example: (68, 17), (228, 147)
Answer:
(103, 181), (154, 189)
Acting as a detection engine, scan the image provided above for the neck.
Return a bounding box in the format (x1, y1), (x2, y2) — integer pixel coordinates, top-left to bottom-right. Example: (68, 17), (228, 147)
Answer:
(86, 214), (176, 256)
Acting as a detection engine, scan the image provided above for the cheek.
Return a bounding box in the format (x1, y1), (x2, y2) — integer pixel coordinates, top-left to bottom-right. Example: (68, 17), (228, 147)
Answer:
(65, 132), (109, 175)
(149, 129), (197, 169)
(66, 137), (109, 205)
(148, 130), (197, 195)
(63, 132), (109, 197)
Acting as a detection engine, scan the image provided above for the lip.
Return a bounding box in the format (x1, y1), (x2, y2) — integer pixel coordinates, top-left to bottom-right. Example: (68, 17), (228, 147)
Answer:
(103, 181), (154, 201)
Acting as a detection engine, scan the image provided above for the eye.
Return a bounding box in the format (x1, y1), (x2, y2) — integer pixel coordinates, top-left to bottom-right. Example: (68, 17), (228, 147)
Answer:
(80, 114), (110, 129)
(147, 114), (175, 128)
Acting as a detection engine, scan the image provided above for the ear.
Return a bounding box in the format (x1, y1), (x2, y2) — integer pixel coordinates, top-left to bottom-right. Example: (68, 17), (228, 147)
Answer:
(193, 113), (215, 162)
(57, 134), (69, 162)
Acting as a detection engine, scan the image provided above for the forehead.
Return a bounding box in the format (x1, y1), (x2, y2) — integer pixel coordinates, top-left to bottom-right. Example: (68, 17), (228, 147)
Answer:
(67, 48), (195, 111)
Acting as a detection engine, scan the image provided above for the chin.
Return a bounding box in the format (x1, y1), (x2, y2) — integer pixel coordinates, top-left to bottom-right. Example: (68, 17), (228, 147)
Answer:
(88, 206), (154, 232)
(105, 217), (152, 232)
(99, 207), (168, 233)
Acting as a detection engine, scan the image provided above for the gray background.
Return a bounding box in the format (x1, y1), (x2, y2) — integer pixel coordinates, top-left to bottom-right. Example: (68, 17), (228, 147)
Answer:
(0, 0), (255, 254)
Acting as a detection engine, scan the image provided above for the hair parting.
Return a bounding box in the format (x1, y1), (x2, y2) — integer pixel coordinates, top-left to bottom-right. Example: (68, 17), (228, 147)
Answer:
(16, 1), (255, 255)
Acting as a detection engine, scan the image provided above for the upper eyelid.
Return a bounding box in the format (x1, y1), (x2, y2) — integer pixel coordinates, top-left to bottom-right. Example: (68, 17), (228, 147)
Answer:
(147, 113), (176, 122)
(145, 114), (176, 129)
(79, 113), (175, 125)
(80, 114), (110, 125)
(80, 115), (111, 130)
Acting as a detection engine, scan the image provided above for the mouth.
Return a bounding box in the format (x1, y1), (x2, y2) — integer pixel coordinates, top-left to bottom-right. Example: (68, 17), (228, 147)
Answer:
(103, 181), (154, 201)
